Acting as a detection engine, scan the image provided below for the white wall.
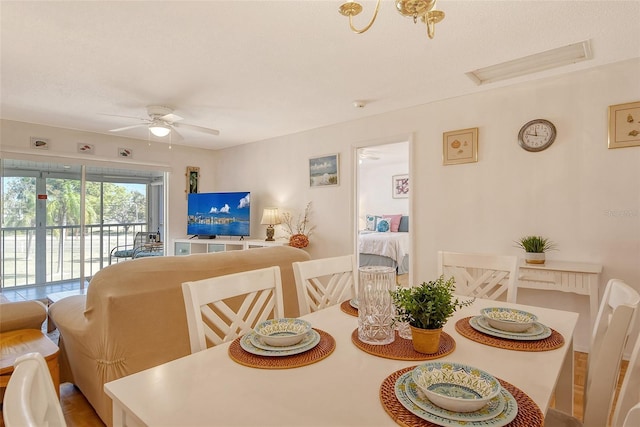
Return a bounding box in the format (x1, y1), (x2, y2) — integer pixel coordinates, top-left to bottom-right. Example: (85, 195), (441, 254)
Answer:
(0, 120), (218, 250)
(2, 59), (638, 352)
(214, 58), (640, 352)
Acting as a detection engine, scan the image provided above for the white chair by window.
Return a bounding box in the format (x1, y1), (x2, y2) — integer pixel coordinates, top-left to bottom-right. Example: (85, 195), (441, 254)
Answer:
(2, 352), (67, 427)
(546, 278), (640, 427)
(109, 231), (162, 264)
(292, 255), (357, 316)
(437, 251), (519, 303)
(181, 266), (284, 353)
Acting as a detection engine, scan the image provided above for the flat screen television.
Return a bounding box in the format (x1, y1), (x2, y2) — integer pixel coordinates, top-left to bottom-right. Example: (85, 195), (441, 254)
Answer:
(187, 192), (251, 238)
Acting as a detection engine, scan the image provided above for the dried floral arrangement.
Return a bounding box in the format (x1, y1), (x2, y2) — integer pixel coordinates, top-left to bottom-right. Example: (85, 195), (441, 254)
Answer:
(281, 201), (315, 248)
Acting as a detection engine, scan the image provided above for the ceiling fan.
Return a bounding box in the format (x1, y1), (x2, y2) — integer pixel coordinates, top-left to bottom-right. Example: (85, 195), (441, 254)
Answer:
(104, 105), (219, 139)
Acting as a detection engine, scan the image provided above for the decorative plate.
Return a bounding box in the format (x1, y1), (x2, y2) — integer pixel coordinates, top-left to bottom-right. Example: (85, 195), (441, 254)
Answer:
(401, 371), (506, 422)
(480, 307), (537, 333)
(349, 298), (359, 309)
(250, 330), (318, 351)
(411, 362), (501, 413)
(254, 318), (312, 347)
(470, 316), (552, 341)
(240, 329), (321, 357)
(394, 371), (518, 426)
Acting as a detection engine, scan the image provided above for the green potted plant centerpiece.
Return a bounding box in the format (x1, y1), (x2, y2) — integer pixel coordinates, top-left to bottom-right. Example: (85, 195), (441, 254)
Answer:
(516, 235), (556, 264)
(391, 276), (474, 354)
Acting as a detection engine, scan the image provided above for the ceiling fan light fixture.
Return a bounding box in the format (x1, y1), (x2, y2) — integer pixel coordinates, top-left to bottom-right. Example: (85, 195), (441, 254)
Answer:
(149, 123), (171, 137)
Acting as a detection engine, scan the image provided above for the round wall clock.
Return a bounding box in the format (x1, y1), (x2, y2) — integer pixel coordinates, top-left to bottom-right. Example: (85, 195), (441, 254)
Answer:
(518, 119), (557, 152)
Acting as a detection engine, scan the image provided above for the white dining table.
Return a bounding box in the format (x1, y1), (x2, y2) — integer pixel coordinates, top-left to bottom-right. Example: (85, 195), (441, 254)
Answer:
(105, 297), (579, 426)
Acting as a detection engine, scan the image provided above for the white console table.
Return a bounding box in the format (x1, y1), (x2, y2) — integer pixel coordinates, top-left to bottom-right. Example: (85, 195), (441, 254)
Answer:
(518, 259), (603, 329)
(173, 238), (287, 256)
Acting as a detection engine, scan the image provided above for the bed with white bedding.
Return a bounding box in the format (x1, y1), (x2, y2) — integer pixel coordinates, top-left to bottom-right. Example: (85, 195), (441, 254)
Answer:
(358, 231), (410, 275)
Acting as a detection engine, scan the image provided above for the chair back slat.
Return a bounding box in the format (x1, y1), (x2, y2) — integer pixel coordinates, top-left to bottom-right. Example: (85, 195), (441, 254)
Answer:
(611, 330), (640, 427)
(583, 279), (640, 427)
(437, 251), (519, 303)
(182, 266), (284, 353)
(3, 352), (67, 427)
(293, 255), (357, 316)
(621, 402), (640, 427)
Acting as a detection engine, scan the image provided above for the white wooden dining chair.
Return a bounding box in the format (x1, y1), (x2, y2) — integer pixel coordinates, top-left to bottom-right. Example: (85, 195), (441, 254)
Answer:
(437, 251), (519, 303)
(2, 352), (67, 427)
(293, 254), (357, 316)
(181, 266), (284, 353)
(622, 402), (640, 427)
(611, 327), (640, 426)
(546, 278), (640, 427)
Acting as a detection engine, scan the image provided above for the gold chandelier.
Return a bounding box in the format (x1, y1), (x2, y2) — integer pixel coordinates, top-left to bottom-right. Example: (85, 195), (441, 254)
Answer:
(339, 0), (444, 39)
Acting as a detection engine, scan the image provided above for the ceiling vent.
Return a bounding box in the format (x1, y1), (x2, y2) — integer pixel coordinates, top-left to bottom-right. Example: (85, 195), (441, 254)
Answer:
(466, 40), (592, 85)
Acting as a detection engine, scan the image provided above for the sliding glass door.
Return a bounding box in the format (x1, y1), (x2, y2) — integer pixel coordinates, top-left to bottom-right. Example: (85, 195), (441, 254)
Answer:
(1, 158), (165, 291)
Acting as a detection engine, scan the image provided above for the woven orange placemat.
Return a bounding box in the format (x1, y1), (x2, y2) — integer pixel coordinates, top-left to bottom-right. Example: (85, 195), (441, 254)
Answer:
(380, 366), (544, 427)
(340, 300), (358, 317)
(228, 328), (335, 369)
(455, 317), (565, 352)
(351, 329), (455, 361)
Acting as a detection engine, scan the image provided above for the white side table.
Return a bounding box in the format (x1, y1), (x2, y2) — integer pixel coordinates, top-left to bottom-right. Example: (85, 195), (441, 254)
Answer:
(518, 260), (603, 330)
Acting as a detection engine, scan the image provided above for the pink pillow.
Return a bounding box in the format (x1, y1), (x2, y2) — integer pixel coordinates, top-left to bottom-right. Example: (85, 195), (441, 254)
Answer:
(383, 214), (403, 232)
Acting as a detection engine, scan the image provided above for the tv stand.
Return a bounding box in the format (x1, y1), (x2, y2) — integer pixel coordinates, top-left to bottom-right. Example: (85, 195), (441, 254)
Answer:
(173, 238), (287, 256)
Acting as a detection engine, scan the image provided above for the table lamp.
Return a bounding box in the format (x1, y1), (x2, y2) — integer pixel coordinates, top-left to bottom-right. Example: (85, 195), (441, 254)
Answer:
(260, 207), (281, 241)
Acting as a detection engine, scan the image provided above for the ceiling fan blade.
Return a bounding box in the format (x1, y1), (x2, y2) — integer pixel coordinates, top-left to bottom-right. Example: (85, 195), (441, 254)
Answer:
(99, 113), (148, 122)
(173, 122), (220, 136)
(109, 124), (148, 132)
(160, 113), (183, 123)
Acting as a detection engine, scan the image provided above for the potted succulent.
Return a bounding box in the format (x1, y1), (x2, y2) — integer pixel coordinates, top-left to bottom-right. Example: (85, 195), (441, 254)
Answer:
(391, 276), (474, 354)
(516, 235), (557, 264)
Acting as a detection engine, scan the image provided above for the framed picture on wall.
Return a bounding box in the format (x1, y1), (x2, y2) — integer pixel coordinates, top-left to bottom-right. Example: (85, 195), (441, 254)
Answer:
(443, 127), (478, 165)
(309, 154), (339, 187)
(392, 174), (409, 198)
(118, 148), (133, 158)
(186, 166), (200, 194)
(30, 137), (49, 150)
(608, 100), (640, 149)
(77, 143), (95, 154)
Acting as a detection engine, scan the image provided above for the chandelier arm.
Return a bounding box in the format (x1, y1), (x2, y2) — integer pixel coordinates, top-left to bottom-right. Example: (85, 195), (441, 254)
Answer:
(348, 0), (381, 34)
(426, 19), (435, 39)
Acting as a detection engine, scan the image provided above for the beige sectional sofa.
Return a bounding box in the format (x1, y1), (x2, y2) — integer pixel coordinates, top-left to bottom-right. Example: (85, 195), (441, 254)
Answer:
(48, 245), (310, 426)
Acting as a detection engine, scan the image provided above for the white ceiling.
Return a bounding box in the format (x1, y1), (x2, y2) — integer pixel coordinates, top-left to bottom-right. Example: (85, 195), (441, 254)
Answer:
(2, 1), (639, 151)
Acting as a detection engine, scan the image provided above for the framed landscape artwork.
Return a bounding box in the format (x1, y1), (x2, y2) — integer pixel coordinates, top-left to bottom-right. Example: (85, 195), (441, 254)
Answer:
(392, 174), (409, 198)
(443, 127), (478, 165)
(309, 154), (339, 187)
(608, 100), (640, 149)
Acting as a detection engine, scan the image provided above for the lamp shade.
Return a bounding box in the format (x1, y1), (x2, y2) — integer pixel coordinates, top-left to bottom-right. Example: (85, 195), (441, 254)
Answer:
(149, 124), (171, 137)
(260, 208), (281, 225)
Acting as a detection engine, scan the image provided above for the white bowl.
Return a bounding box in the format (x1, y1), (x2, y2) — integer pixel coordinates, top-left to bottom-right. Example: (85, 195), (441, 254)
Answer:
(411, 362), (501, 413)
(254, 318), (312, 347)
(481, 307), (538, 333)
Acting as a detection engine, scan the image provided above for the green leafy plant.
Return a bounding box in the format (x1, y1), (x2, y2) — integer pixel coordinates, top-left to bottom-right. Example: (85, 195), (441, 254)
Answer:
(391, 276), (474, 330)
(515, 235), (557, 253)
